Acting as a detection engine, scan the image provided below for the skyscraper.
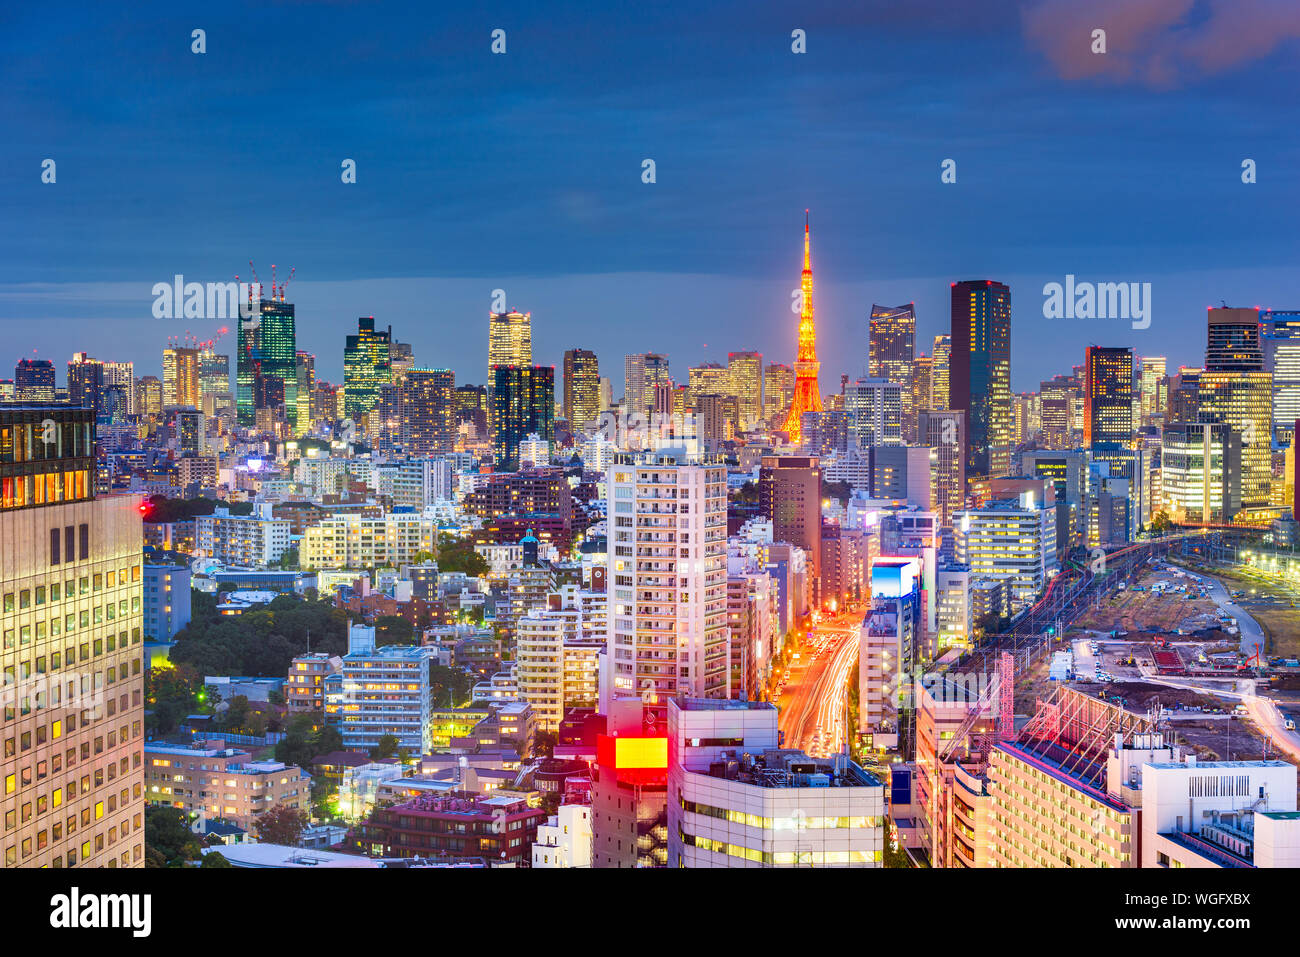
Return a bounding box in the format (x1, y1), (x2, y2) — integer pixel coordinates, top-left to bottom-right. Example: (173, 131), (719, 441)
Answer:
(402, 368), (457, 455)
(294, 351), (315, 432)
(919, 409), (967, 529)
(1083, 346), (1134, 448)
(1137, 356), (1167, 427)
(101, 361), (134, 416)
(162, 345), (201, 409)
(1206, 307), (1263, 372)
(758, 455), (822, 598)
(562, 348), (600, 432)
(14, 359), (56, 402)
(135, 376), (163, 417)
(0, 404), (145, 867)
(488, 310), (533, 371)
(931, 334), (951, 412)
(1202, 307), (1271, 510)
(782, 212), (823, 444)
(764, 362), (795, 421)
(843, 378), (904, 448)
(606, 455), (729, 700)
(198, 349), (231, 417)
(342, 316), (392, 423)
(869, 303), (916, 440)
(949, 280), (1011, 478)
(236, 295), (297, 427)
(1262, 311), (1300, 441)
(66, 352), (104, 418)
(491, 365), (555, 471)
(726, 350), (764, 430)
(624, 354), (670, 416)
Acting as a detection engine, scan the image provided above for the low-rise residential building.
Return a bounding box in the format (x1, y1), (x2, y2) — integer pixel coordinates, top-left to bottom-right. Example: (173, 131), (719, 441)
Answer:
(143, 741), (309, 830)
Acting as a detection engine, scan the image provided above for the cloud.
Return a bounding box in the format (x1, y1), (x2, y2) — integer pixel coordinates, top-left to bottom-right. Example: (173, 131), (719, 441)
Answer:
(1021, 0), (1300, 87)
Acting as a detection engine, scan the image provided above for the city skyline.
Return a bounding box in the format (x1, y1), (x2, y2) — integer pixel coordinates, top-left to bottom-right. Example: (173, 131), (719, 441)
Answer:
(4, 1), (1300, 389)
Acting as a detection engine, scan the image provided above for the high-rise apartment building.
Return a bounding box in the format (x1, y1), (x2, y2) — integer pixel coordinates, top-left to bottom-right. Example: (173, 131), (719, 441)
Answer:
(562, 348), (600, 432)
(100, 361), (134, 417)
(342, 316), (393, 423)
(66, 353), (104, 420)
(491, 365), (555, 472)
(950, 280), (1011, 478)
(757, 455), (822, 593)
(0, 404), (145, 868)
(606, 455), (728, 700)
(400, 369), (457, 455)
(135, 376), (163, 418)
(339, 624), (435, 755)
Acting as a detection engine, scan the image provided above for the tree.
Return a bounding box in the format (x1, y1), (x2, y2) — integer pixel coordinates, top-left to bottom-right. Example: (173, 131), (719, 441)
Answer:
(371, 733), (400, 760)
(436, 534), (489, 576)
(144, 806), (203, 866)
(430, 664), (474, 708)
(145, 663), (207, 736)
(823, 480), (852, 505)
(254, 804), (310, 847)
(200, 850), (234, 868)
(275, 711), (343, 769)
(375, 615), (415, 646)
(1150, 510), (1173, 534)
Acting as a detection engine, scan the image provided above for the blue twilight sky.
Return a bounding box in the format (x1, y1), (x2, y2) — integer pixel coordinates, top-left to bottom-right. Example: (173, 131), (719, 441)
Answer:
(2, 0), (1300, 393)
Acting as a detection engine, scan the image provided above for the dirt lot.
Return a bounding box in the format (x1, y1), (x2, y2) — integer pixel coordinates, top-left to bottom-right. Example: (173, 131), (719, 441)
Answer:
(1174, 560), (1300, 657)
(1072, 571), (1222, 635)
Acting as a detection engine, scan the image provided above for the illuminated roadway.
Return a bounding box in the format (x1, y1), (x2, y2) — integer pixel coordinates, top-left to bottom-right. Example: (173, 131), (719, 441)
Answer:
(777, 608), (861, 758)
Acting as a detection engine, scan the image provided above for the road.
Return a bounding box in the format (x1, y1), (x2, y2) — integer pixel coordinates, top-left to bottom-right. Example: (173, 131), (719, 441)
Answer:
(777, 611), (861, 758)
(1135, 673), (1300, 763)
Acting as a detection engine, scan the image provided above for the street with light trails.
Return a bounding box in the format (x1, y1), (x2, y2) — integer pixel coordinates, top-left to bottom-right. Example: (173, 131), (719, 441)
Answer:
(777, 608), (862, 758)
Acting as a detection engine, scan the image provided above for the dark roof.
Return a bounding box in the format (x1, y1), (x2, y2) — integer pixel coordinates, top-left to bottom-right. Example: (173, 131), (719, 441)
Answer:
(312, 750), (372, 768)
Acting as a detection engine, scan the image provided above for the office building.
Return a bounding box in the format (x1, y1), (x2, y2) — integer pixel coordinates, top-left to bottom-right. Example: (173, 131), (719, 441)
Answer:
(954, 492), (1056, 612)
(1161, 422), (1241, 524)
(1, 404), (145, 868)
(727, 351), (764, 430)
(14, 360), (56, 402)
(490, 365), (555, 472)
(624, 353), (670, 417)
(859, 557), (922, 742)
(918, 409), (966, 529)
(1262, 311), (1300, 441)
(237, 296), (297, 428)
(162, 346), (201, 410)
(869, 303), (916, 440)
(668, 698), (884, 868)
(843, 377), (904, 448)
(950, 280), (1011, 478)
(1206, 306), (1263, 372)
(1083, 346), (1134, 448)
(342, 317), (393, 424)
(757, 455), (822, 591)
(562, 348), (600, 432)
(142, 563), (190, 642)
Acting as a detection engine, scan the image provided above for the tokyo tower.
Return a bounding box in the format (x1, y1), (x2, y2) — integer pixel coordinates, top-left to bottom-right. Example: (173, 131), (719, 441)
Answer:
(782, 210), (823, 444)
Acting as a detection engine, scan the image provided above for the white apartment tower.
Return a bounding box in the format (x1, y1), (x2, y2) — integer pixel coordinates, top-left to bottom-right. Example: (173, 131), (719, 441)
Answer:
(606, 454), (729, 701)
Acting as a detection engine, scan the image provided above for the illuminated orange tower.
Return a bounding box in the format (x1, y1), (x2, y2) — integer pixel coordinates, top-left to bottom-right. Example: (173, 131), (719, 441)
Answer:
(782, 210), (823, 443)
